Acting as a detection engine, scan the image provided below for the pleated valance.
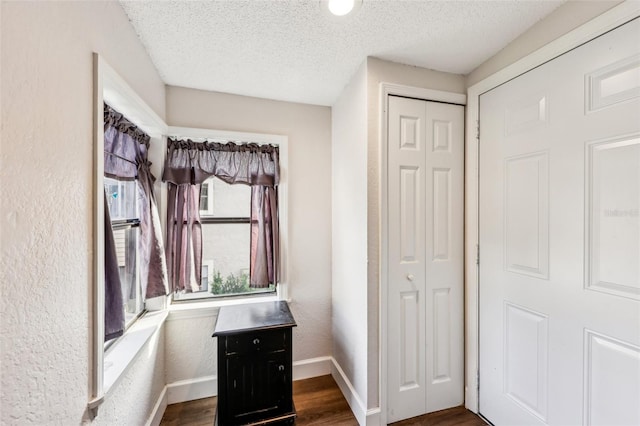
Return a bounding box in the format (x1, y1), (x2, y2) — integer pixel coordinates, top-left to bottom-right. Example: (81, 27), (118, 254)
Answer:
(162, 138), (280, 187)
(104, 104), (150, 181)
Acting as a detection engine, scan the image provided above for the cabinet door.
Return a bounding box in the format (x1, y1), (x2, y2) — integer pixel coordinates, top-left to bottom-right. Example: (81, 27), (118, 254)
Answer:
(226, 351), (290, 423)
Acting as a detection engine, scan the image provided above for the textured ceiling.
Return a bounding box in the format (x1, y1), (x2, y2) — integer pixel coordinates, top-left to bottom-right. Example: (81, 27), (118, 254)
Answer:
(120, 0), (564, 106)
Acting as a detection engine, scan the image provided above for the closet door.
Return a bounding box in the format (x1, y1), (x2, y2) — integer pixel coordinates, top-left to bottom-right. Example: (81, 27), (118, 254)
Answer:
(387, 95), (464, 422)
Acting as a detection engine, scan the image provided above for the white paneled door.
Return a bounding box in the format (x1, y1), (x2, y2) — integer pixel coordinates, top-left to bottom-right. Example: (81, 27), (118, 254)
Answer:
(479, 18), (640, 425)
(387, 96), (464, 423)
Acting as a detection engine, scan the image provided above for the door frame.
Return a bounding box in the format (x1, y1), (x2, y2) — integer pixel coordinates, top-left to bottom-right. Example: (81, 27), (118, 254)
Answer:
(464, 1), (640, 413)
(379, 84), (466, 426)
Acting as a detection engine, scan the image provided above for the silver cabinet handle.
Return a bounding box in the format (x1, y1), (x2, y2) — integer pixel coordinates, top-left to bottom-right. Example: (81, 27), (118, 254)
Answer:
(407, 274), (415, 281)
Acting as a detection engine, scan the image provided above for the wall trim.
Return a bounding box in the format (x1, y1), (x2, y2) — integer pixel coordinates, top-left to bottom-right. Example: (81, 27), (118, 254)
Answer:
(147, 356), (335, 423)
(146, 386), (168, 426)
(330, 357), (368, 425)
(293, 356), (332, 381)
(166, 375), (218, 405)
(329, 357), (381, 425)
(380, 83), (467, 105)
(464, 0), (640, 414)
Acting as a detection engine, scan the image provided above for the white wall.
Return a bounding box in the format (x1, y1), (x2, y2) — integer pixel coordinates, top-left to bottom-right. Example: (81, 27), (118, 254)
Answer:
(466, 0), (621, 86)
(96, 328), (166, 426)
(165, 314), (217, 384)
(331, 62), (369, 409)
(165, 87), (333, 382)
(0, 1), (166, 424)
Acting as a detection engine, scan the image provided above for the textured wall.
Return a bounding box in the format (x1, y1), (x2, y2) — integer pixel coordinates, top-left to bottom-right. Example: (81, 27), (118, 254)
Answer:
(365, 58), (466, 408)
(166, 87), (333, 364)
(466, 0), (621, 86)
(96, 328), (166, 426)
(0, 1), (166, 424)
(331, 62), (369, 408)
(165, 314), (218, 384)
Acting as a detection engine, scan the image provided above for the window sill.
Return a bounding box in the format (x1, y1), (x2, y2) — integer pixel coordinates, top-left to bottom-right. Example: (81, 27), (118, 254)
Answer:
(103, 310), (168, 396)
(168, 294), (281, 322)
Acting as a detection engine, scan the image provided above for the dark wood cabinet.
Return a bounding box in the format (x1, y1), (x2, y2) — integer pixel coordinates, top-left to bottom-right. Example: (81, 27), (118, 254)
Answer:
(213, 301), (297, 425)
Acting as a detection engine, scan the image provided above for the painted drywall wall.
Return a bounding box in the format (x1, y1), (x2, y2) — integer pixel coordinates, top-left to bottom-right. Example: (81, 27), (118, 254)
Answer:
(165, 314), (218, 384)
(466, 0), (622, 86)
(365, 58), (466, 408)
(96, 327), (166, 426)
(165, 87), (333, 380)
(331, 62), (369, 409)
(0, 1), (166, 424)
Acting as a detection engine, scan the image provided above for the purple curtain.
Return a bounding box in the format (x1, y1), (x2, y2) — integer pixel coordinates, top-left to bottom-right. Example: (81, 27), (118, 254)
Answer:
(163, 139), (279, 186)
(250, 186), (279, 287)
(163, 138), (280, 292)
(166, 183), (203, 292)
(104, 191), (125, 341)
(104, 104), (168, 301)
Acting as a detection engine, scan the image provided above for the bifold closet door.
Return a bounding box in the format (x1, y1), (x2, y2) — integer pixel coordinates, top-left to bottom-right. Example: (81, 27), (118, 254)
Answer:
(387, 95), (464, 423)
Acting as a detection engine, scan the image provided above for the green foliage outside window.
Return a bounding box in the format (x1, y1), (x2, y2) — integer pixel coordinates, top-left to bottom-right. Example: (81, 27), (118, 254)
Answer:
(209, 270), (275, 296)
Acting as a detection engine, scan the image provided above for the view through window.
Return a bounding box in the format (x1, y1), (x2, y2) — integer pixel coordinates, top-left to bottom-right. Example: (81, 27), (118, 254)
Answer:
(104, 177), (144, 326)
(175, 176), (276, 300)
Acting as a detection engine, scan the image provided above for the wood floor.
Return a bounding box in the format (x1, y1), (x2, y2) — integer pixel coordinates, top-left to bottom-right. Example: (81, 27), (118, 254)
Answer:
(160, 375), (486, 426)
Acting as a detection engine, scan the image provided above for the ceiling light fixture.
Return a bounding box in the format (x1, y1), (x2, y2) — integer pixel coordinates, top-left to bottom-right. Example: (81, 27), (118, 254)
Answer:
(328, 0), (355, 16)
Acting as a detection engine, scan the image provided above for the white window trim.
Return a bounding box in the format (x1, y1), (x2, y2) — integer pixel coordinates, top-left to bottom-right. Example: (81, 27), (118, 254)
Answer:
(167, 126), (290, 303)
(90, 54), (168, 418)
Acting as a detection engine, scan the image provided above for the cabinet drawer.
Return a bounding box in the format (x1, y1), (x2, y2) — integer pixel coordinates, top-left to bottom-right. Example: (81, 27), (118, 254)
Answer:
(224, 328), (288, 355)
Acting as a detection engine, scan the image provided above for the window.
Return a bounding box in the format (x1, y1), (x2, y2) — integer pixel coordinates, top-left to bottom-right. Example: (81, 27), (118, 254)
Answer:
(199, 179), (214, 215)
(104, 177), (144, 328)
(174, 176), (276, 300)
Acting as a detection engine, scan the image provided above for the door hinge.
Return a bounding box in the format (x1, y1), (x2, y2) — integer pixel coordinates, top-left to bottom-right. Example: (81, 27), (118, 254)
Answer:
(476, 120), (480, 141)
(476, 370), (480, 390)
(476, 244), (480, 265)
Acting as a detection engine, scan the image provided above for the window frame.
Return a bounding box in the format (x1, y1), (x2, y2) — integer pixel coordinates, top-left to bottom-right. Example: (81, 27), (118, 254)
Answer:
(91, 54), (168, 418)
(166, 126), (289, 304)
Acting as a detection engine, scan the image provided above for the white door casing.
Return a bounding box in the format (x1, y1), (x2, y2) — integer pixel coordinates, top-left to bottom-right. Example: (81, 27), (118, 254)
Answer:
(479, 17), (640, 426)
(387, 96), (464, 423)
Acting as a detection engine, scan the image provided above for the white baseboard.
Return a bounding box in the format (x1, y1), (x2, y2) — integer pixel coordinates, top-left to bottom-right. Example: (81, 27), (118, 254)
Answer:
(293, 356), (332, 381)
(330, 358), (381, 426)
(366, 407), (381, 426)
(147, 356), (334, 424)
(167, 375), (218, 404)
(146, 386), (167, 426)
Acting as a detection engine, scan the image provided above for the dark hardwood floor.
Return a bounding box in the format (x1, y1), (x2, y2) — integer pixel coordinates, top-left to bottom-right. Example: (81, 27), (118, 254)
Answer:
(160, 375), (486, 426)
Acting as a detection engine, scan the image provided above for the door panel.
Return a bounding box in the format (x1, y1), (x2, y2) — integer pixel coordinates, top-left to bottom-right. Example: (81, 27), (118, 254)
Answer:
(479, 18), (640, 426)
(388, 96), (464, 422)
(388, 96), (428, 422)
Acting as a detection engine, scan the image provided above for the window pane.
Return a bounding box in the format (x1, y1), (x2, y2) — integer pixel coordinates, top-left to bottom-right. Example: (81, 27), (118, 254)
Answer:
(203, 223), (249, 295)
(104, 177), (138, 220)
(105, 175), (142, 333)
(113, 226), (142, 327)
(173, 222), (275, 300)
(176, 178), (275, 301)
(204, 177), (251, 217)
